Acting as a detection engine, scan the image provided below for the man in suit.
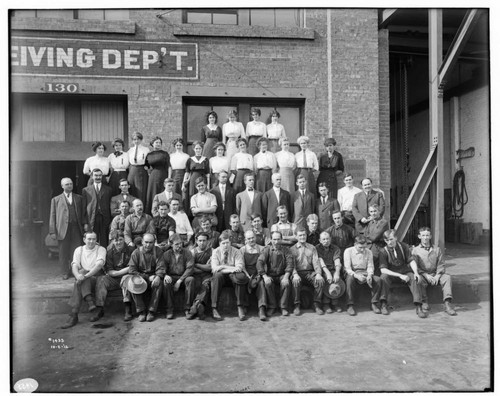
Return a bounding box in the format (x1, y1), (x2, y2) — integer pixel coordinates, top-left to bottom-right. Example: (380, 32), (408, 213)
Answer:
(82, 168), (113, 247)
(292, 174), (315, 229)
(352, 178), (385, 235)
(236, 172), (263, 231)
(110, 179), (137, 218)
(210, 170), (236, 233)
(49, 177), (87, 279)
(316, 182), (340, 231)
(151, 177), (182, 217)
(262, 172), (291, 228)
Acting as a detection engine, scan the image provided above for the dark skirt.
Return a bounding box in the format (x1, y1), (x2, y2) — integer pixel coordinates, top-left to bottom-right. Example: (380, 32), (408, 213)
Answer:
(128, 165), (148, 205)
(108, 170), (128, 196)
(247, 136), (260, 156)
(298, 168), (316, 195)
(317, 169), (338, 199)
(256, 169), (273, 193)
(171, 169), (186, 196)
(146, 168), (168, 214)
(233, 168), (251, 194)
(268, 138), (280, 153)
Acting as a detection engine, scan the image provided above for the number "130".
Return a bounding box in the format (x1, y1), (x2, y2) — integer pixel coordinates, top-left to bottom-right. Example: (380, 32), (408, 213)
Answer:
(45, 83), (79, 93)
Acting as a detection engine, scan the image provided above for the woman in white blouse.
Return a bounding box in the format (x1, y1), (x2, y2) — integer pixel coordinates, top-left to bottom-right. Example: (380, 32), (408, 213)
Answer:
(245, 107), (267, 156)
(295, 135), (319, 194)
(253, 137), (277, 193)
(209, 142), (230, 189)
(127, 132), (150, 204)
(275, 137), (297, 194)
(83, 141), (111, 186)
(266, 110), (286, 153)
(170, 138), (190, 196)
(222, 109), (245, 163)
(108, 138), (130, 195)
(230, 137), (254, 195)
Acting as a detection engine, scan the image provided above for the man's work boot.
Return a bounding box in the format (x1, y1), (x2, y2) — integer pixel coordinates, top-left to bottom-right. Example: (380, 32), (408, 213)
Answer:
(380, 301), (390, 315)
(444, 300), (457, 316)
(323, 304), (333, 314)
(416, 305), (428, 319)
(90, 307), (104, 322)
(371, 303), (381, 314)
(347, 305), (357, 316)
(124, 303), (133, 321)
(138, 312), (147, 322)
(197, 303), (206, 320)
(293, 304), (301, 316)
(61, 314), (78, 329)
(314, 303), (325, 315)
(422, 301), (430, 312)
(146, 311), (155, 322)
(212, 308), (223, 321)
(259, 306), (267, 321)
(238, 306), (246, 321)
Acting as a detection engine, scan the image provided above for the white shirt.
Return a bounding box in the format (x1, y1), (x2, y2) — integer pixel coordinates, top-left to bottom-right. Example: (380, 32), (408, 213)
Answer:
(170, 151), (190, 170)
(108, 151), (130, 172)
(127, 145), (150, 166)
(65, 192), (73, 205)
(253, 151), (277, 171)
(72, 245), (106, 272)
(273, 187), (280, 201)
(246, 189), (255, 203)
(219, 183), (226, 203)
(338, 186), (363, 211)
(275, 150), (296, 168)
(246, 121), (267, 137)
(168, 212), (194, 237)
(230, 152), (253, 170)
(295, 149), (319, 171)
(94, 183), (102, 193)
(266, 122), (286, 139)
(83, 155), (111, 176)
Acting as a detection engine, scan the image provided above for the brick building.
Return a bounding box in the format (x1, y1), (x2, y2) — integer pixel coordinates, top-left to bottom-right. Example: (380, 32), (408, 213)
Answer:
(9, 8), (489, 257)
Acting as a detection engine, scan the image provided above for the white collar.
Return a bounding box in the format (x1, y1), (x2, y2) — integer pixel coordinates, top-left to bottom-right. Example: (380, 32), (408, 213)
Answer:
(192, 156), (206, 163)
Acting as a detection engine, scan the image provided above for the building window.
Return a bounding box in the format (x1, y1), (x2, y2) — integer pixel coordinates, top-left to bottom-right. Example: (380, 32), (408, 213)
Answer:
(11, 9), (130, 20)
(183, 9), (303, 28)
(184, 99), (304, 155)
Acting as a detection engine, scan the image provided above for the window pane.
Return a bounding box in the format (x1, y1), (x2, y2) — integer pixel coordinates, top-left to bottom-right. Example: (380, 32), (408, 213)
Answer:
(12, 10), (36, 18)
(213, 12), (237, 25)
(78, 9), (104, 20)
(275, 9), (301, 27)
(81, 101), (124, 142)
(22, 99), (65, 142)
(250, 9), (275, 27)
(186, 12), (211, 24)
(186, 105), (212, 155)
(36, 10), (74, 19)
(104, 9), (130, 20)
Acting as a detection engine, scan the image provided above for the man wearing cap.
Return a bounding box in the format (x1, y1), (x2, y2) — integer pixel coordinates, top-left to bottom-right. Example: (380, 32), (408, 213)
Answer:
(163, 234), (195, 319)
(316, 231), (344, 313)
(61, 231), (106, 328)
(151, 177), (182, 217)
(128, 233), (165, 322)
(168, 198), (193, 247)
(49, 177), (87, 279)
(239, 230), (265, 320)
(325, 211), (357, 259)
(270, 205), (297, 246)
(110, 179), (136, 218)
(186, 232), (214, 320)
(236, 172), (263, 231)
(379, 229), (427, 318)
(344, 235), (382, 316)
(211, 170), (236, 233)
(152, 201), (176, 251)
(94, 231), (133, 322)
(290, 227), (325, 316)
(124, 199), (155, 248)
(337, 173), (362, 226)
(352, 178), (385, 235)
(262, 172), (291, 228)
(256, 231), (293, 317)
(190, 177), (218, 230)
(82, 168), (113, 247)
(211, 230), (249, 321)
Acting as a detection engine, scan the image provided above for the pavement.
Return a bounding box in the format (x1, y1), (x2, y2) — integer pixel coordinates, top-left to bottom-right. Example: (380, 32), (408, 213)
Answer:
(10, 241), (492, 392)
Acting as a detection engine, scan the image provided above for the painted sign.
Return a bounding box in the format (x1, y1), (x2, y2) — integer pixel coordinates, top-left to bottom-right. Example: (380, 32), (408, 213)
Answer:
(11, 37), (198, 80)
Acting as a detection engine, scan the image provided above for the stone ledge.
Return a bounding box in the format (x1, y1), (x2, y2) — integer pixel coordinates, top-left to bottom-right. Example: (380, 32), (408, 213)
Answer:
(11, 17), (136, 34)
(173, 23), (315, 40)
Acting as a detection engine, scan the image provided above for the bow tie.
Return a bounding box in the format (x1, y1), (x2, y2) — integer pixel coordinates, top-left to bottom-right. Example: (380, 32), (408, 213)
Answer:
(115, 151), (123, 157)
(248, 188), (254, 191)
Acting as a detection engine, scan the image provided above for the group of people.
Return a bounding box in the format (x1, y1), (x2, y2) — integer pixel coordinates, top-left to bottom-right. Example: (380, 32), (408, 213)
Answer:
(48, 108), (456, 328)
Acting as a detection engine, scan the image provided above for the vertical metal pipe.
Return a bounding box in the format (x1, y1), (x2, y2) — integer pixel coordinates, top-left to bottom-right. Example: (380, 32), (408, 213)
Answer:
(327, 9), (333, 137)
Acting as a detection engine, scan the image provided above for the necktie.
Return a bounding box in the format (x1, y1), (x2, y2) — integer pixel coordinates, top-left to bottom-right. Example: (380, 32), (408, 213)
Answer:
(322, 197), (325, 205)
(303, 150), (307, 168)
(96, 184), (100, 194)
(223, 251), (228, 265)
(134, 145), (138, 163)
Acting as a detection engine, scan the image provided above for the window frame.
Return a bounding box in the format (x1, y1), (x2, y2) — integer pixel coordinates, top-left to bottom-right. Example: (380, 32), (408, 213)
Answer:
(183, 9), (239, 25)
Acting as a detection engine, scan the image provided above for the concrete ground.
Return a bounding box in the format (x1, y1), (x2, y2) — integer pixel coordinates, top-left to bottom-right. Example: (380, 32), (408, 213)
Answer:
(12, 301), (491, 392)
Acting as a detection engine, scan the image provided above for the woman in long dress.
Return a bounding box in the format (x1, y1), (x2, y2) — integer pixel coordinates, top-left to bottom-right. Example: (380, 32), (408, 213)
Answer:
(222, 109), (245, 163)
(182, 140), (210, 200)
(253, 137), (277, 193)
(108, 138), (129, 196)
(295, 136), (319, 194)
(266, 110), (286, 153)
(275, 137), (297, 194)
(245, 107), (267, 156)
(201, 111), (222, 159)
(145, 136), (171, 214)
(127, 132), (150, 204)
(170, 138), (190, 196)
(209, 142), (230, 189)
(230, 138), (254, 195)
(83, 141), (111, 186)
(317, 137), (345, 199)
